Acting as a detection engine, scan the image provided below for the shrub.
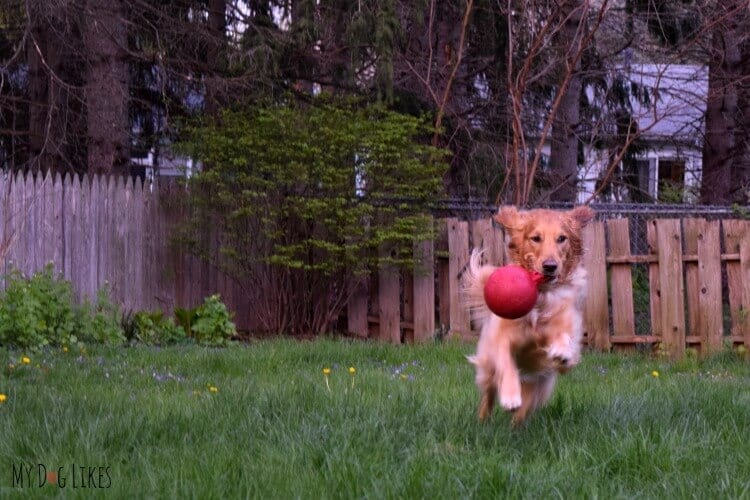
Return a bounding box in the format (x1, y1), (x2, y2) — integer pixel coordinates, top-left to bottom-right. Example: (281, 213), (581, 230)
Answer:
(179, 97), (449, 335)
(0, 265), (78, 350)
(0, 265), (125, 350)
(131, 311), (187, 346)
(81, 287), (126, 345)
(189, 295), (236, 346)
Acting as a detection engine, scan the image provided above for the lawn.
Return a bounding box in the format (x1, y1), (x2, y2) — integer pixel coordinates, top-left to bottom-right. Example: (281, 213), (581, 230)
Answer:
(1, 339), (749, 499)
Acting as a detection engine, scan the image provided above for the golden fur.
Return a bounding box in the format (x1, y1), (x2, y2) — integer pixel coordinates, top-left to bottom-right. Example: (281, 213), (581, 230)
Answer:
(464, 206), (595, 426)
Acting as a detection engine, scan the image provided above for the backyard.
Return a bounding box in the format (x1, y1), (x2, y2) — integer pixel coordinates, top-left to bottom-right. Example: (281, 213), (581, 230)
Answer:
(2, 339), (749, 498)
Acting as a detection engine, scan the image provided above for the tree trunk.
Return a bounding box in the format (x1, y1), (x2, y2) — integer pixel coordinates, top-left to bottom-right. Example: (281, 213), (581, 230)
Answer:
(730, 34), (750, 204)
(26, 2), (77, 173)
(549, 0), (585, 203)
(701, 9), (740, 204)
(205, 0), (227, 116)
(83, 0), (129, 175)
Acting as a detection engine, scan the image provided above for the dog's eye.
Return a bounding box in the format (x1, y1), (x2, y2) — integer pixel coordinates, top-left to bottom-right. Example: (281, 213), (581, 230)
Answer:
(557, 235), (568, 243)
(530, 235), (542, 243)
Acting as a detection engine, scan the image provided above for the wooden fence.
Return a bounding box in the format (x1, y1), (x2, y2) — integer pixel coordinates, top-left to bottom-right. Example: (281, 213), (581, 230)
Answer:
(0, 171), (254, 329)
(2, 172), (749, 357)
(347, 216), (750, 357)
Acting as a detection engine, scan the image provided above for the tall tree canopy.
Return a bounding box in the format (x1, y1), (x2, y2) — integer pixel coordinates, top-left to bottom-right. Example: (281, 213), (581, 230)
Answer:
(1, 0), (749, 204)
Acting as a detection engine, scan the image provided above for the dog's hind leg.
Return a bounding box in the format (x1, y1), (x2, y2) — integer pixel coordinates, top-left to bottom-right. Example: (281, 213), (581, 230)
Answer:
(510, 380), (538, 427)
(478, 386), (496, 421)
(511, 374), (558, 427)
(471, 359), (496, 421)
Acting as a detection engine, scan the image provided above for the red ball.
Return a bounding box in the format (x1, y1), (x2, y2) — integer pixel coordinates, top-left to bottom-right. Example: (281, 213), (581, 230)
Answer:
(483, 265), (545, 319)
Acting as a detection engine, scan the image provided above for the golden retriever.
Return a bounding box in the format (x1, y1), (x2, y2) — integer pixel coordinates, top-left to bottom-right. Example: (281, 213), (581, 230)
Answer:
(464, 206), (595, 426)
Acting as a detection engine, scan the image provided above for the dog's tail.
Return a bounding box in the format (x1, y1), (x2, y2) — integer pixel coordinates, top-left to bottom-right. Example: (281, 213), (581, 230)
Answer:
(462, 249), (498, 325)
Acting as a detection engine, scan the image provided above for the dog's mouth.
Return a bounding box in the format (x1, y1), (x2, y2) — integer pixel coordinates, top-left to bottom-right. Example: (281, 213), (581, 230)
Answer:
(541, 273), (558, 285)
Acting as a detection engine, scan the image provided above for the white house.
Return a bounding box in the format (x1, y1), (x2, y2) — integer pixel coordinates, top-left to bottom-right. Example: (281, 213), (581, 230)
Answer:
(576, 64), (707, 204)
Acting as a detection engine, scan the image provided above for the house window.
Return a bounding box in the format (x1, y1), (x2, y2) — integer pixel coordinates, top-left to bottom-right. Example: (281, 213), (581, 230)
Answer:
(657, 158), (686, 202)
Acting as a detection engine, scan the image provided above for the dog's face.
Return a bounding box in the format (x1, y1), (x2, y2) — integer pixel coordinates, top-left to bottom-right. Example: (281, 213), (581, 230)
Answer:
(494, 206), (595, 283)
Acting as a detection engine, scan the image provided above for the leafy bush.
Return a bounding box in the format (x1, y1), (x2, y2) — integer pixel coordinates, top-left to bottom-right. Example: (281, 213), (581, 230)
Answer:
(189, 295), (236, 346)
(0, 266), (79, 349)
(131, 311), (187, 346)
(179, 97), (448, 335)
(127, 296), (235, 347)
(0, 265), (124, 350)
(81, 287), (126, 345)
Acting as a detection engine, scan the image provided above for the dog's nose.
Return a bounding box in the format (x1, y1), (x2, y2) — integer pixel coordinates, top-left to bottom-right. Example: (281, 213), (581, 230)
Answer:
(542, 260), (558, 275)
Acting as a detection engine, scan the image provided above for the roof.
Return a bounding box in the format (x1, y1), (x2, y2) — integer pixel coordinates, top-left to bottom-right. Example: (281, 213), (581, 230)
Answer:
(626, 63), (707, 145)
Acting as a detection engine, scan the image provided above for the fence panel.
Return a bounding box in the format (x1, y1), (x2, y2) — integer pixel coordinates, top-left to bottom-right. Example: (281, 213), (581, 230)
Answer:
(724, 220), (750, 347)
(607, 218), (635, 346)
(447, 218), (470, 338)
(2, 173), (750, 356)
(655, 219), (686, 358)
(413, 232), (435, 342)
(696, 219), (723, 353)
(583, 221), (609, 350)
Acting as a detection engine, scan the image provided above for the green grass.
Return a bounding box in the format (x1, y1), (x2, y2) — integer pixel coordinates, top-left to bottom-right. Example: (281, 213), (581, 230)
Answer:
(1, 339), (749, 499)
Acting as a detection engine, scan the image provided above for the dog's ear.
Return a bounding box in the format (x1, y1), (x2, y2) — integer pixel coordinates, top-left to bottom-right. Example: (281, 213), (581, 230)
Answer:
(493, 206), (524, 230)
(569, 206), (595, 227)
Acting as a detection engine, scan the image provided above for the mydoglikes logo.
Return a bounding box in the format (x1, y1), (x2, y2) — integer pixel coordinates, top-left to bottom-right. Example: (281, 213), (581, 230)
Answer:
(11, 463), (112, 489)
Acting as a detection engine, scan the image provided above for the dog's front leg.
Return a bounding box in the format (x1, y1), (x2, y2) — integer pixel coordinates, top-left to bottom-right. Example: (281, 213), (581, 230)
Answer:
(544, 306), (582, 370)
(495, 329), (522, 412)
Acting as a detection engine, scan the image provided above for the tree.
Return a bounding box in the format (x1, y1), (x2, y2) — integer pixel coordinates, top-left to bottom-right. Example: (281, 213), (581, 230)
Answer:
(83, 0), (129, 174)
(180, 98), (448, 335)
(549, 0), (586, 203)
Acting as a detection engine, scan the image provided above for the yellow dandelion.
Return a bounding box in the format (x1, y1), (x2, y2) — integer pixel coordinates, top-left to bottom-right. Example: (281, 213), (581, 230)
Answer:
(348, 367), (356, 375)
(322, 367), (331, 392)
(651, 370), (660, 378)
(62, 346), (69, 353)
(208, 386), (219, 393)
(0, 394), (7, 403)
(21, 356), (30, 365)
(322, 367), (331, 376)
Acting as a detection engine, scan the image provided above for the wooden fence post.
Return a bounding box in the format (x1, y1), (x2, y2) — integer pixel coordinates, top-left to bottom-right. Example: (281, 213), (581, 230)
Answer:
(696, 219), (723, 355)
(447, 218), (470, 339)
(723, 220), (750, 348)
(655, 219), (686, 358)
(607, 218), (635, 348)
(378, 245), (401, 343)
(436, 220), (450, 332)
(413, 218), (435, 342)
(582, 220), (609, 351)
(347, 276), (369, 338)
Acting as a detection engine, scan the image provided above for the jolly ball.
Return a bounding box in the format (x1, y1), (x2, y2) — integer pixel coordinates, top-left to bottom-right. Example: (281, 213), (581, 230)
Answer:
(483, 265), (545, 319)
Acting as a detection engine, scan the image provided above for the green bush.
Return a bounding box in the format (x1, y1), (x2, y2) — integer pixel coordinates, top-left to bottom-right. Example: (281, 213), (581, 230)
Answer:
(0, 265), (125, 350)
(190, 294), (236, 346)
(0, 266), (79, 350)
(81, 287), (126, 345)
(131, 311), (187, 346)
(179, 97), (449, 335)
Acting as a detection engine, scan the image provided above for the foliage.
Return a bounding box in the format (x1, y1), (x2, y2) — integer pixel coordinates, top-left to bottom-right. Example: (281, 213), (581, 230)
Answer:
(81, 287), (127, 346)
(0, 265), (125, 350)
(189, 295), (236, 346)
(131, 311), (188, 346)
(180, 98), (448, 335)
(124, 297), (236, 347)
(174, 306), (198, 338)
(0, 266), (79, 350)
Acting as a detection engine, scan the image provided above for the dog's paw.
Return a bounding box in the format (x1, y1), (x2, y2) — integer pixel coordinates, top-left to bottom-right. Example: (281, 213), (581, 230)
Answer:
(547, 334), (579, 368)
(499, 378), (522, 411)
